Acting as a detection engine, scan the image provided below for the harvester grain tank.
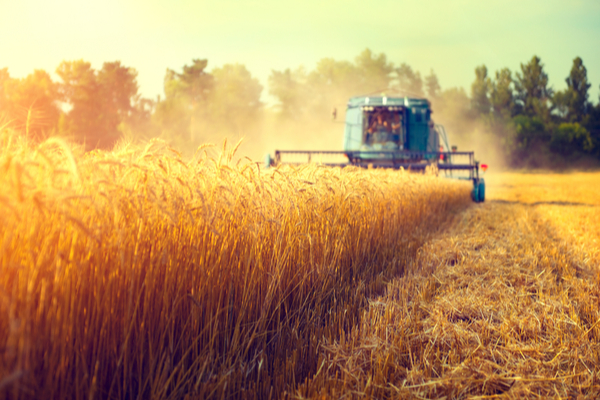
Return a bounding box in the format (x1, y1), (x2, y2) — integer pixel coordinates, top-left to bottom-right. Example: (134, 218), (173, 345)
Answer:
(265, 95), (486, 202)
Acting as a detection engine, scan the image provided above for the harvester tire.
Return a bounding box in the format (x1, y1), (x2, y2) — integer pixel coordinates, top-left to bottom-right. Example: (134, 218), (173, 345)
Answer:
(478, 179), (486, 203)
(264, 153), (272, 169)
(471, 180), (479, 202)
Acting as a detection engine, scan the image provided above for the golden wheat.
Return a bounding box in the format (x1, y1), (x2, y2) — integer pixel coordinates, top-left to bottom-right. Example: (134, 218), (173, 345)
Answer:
(0, 130), (471, 399)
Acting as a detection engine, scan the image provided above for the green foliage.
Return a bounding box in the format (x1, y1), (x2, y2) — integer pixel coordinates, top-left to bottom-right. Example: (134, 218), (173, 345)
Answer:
(269, 48), (394, 121)
(514, 56), (553, 121)
(425, 70), (441, 100)
(552, 90), (569, 120)
(354, 49), (394, 92)
(511, 115), (548, 151)
(209, 63), (263, 132)
(307, 58), (360, 115)
(501, 116), (597, 168)
(395, 63), (423, 97)
(470, 65), (491, 116)
(550, 122), (593, 156)
(588, 102), (600, 157)
(0, 68), (9, 114)
(154, 60), (262, 147)
(165, 59), (213, 104)
(565, 57), (591, 121)
(155, 59), (214, 142)
(553, 57), (591, 124)
(474, 56), (600, 168)
(436, 87), (470, 120)
(268, 68), (307, 118)
(119, 97), (159, 142)
(56, 60), (101, 142)
(57, 60), (139, 149)
(490, 68), (514, 119)
(309, 59), (357, 91)
(0, 69), (60, 139)
(479, 68), (516, 159)
(498, 115), (551, 167)
(99, 62), (139, 117)
(2, 50), (599, 168)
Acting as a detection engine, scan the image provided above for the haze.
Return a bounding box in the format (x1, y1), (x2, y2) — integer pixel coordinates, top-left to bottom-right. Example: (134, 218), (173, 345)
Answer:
(2, 0), (599, 103)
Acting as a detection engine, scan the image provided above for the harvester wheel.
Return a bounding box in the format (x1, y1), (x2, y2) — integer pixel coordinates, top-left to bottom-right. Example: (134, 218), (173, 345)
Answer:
(478, 179), (486, 202)
(264, 153), (272, 169)
(471, 179), (479, 202)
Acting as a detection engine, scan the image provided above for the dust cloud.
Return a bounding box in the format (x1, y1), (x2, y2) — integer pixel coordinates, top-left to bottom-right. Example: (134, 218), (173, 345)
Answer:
(431, 106), (509, 172)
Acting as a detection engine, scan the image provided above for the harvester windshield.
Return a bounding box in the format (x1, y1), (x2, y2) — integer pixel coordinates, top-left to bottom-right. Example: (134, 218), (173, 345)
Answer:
(362, 106), (404, 150)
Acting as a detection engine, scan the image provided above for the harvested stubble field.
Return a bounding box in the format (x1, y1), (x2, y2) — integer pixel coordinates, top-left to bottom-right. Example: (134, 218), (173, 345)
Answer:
(0, 132), (599, 399)
(301, 172), (600, 399)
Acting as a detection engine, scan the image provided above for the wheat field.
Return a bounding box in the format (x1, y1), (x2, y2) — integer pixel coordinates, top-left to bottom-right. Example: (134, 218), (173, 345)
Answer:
(300, 171), (600, 398)
(0, 132), (472, 399)
(2, 129), (599, 399)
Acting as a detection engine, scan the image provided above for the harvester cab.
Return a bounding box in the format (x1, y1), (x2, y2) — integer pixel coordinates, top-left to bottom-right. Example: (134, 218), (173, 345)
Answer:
(265, 95), (485, 203)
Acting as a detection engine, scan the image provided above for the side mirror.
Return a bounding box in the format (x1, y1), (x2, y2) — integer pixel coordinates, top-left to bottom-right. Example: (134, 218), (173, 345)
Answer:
(332, 107), (337, 120)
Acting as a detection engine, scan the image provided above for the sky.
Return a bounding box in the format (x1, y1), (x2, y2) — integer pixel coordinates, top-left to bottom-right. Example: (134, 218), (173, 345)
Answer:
(1, 0), (600, 105)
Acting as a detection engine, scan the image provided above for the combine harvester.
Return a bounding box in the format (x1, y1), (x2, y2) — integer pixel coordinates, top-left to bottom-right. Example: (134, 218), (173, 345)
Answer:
(265, 94), (486, 203)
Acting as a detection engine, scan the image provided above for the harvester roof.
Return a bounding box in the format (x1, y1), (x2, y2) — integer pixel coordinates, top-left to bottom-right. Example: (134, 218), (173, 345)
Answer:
(347, 95), (430, 108)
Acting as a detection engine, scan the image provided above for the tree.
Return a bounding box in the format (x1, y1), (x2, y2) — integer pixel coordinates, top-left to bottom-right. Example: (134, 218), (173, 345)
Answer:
(269, 50), (393, 121)
(480, 68), (515, 150)
(549, 122), (593, 156)
(394, 63), (423, 97)
(155, 59), (214, 142)
(169, 59), (213, 105)
(154, 60), (262, 145)
(57, 60), (100, 142)
(425, 70), (441, 100)
(57, 60), (139, 149)
(119, 96), (158, 142)
(490, 68), (514, 118)
(587, 86), (600, 158)
(514, 56), (553, 120)
(2, 69), (60, 139)
(308, 58), (360, 115)
(268, 68), (307, 118)
(0, 68), (9, 118)
(553, 57), (591, 124)
(209, 63), (262, 133)
(354, 49), (394, 94)
(511, 115), (548, 151)
(552, 90), (569, 120)
(470, 65), (491, 116)
(310, 58), (358, 89)
(436, 87), (470, 120)
(97, 61), (139, 132)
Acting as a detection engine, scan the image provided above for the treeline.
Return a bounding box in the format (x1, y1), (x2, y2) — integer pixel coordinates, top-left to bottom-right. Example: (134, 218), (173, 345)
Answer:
(0, 59), (262, 151)
(469, 57), (600, 167)
(268, 51), (600, 168)
(1, 49), (599, 167)
(0, 61), (144, 148)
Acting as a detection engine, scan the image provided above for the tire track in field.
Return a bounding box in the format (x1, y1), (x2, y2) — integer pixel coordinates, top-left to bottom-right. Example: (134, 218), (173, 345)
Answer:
(299, 200), (600, 399)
